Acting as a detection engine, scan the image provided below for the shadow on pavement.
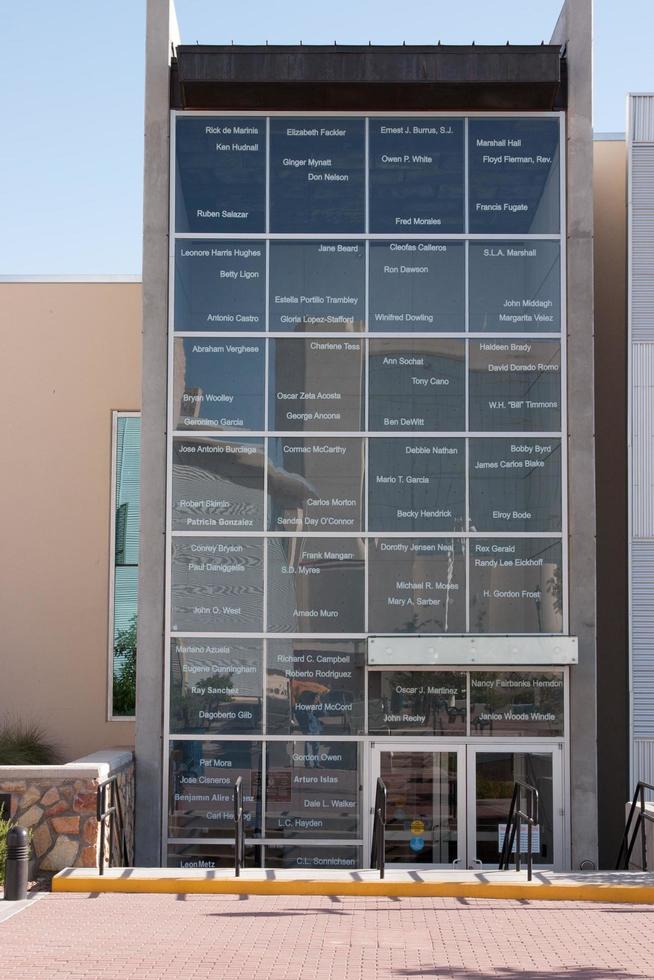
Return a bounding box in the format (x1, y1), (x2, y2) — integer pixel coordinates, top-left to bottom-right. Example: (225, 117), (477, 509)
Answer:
(396, 969), (638, 979)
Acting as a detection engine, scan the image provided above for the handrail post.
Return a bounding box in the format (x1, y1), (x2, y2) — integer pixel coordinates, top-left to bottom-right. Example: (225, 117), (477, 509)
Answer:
(641, 784), (647, 872)
(234, 776), (243, 877)
(515, 811), (521, 873)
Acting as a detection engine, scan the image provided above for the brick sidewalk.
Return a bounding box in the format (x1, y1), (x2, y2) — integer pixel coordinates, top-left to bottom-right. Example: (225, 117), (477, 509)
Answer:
(2, 893), (654, 979)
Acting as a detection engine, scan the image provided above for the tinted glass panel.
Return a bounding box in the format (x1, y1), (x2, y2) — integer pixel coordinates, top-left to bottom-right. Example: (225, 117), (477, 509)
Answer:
(267, 537), (365, 633)
(175, 116), (265, 233)
(168, 844), (261, 869)
(270, 118), (365, 232)
(267, 639), (365, 736)
(369, 242), (464, 332)
(368, 538), (466, 634)
(469, 241), (560, 332)
(268, 338), (364, 432)
(470, 672), (564, 736)
(469, 341), (561, 432)
(368, 339), (465, 431)
(469, 118), (560, 233)
(369, 119), (464, 232)
(172, 436), (265, 531)
(168, 740), (262, 837)
(173, 338), (264, 432)
(266, 741), (360, 839)
(368, 671), (466, 735)
(268, 437), (364, 533)
(169, 638), (263, 735)
(475, 753), (554, 865)
(171, 536), (264, 632)
(265, 846), (362, 869)
(469, 438), (562, 532)
(269, 241), (365, 332)
(469, 538), (563, 634)
(368, 438), (465, 532)
(174, 240), (265, 332)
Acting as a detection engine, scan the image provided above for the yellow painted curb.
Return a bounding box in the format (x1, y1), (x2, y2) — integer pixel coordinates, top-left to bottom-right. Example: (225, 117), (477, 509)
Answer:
(52, 874), (654, 904)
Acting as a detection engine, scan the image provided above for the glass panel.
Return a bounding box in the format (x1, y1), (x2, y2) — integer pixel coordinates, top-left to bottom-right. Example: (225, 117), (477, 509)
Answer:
(174, 240), (265, 332)
(169, 638), (263, 735)
(267, 639), (365, 735)
(267, 437), (364, 533)
(175, 116), (266, 233)
(269, 241), (365, 332)
(475, 752), (554, 865)
(469, 672), (564, 737)
(469, 241), (560, 332)
(171, 536), (264, 633)
(112, 415), (140, 717)
(469, 438), (562, 532)
(469, 538), (563, 634)
(368, 538), (466, 634)
(268, 338), (365, 432)
(267, 537), (365, 634)
(369, 242), (465, 331)
(368, 671), (467, 736)
(469, 340), (561, 432)
(380, 751), (459, 864)
(265, 845), (361, 870)
(270, 118), (365, 232)
(266, 741), (360, 839)
(168, 739), (262, 838)
(468, 118), (560, 234)
(369, 119), (464, 232)
(171, 436), (265, 531)
(167, 844), (261, 869)
(368, 439), (465, 533)
(172, 338), (265, 432)
(368, 340), (465, 431)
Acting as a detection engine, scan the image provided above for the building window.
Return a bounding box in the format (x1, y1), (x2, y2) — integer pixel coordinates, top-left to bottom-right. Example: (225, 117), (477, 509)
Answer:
(109, 412), (140, 719)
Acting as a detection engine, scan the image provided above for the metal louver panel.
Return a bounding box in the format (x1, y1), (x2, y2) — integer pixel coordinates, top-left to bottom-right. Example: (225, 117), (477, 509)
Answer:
(632, 344), (654, 537)
(632, 146), (654, 341)
(633, 739), (654, 784)
(632, 95), (654, 143)
(632, 542), (654, 737)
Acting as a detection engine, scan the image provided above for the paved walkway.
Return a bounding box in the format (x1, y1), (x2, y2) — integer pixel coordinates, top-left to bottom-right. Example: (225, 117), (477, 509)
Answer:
(2, 892), (654, 979)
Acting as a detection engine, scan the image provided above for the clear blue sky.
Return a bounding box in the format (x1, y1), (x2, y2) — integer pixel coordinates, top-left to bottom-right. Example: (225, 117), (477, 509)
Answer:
(2, 0), (651, 275)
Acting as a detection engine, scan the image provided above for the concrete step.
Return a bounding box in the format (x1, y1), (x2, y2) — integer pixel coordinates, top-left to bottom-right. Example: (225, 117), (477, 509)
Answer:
(52, 868), (654, 903)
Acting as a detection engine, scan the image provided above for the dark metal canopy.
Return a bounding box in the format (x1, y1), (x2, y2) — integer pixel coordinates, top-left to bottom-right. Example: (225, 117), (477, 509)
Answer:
(172, 44), (565, 112)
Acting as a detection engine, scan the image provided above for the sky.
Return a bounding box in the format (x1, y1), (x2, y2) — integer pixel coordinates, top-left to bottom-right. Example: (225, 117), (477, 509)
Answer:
(2, 0), (652, 276)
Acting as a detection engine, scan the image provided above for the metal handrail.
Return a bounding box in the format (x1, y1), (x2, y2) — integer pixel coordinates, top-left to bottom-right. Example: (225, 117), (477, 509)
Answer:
(234, 776), (245, 877)
(498, 779), (539, 882)
(616, 780), (654, 870)
(96, 775), (129, 875)
(370, 777), (387, 879)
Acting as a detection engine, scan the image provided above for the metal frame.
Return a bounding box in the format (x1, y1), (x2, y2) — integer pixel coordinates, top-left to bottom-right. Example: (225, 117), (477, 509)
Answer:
(161, 110), (570, 869)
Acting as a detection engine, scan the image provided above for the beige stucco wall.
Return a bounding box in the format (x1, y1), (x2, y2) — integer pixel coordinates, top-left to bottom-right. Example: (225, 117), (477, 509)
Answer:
(0, 282), (141, 760)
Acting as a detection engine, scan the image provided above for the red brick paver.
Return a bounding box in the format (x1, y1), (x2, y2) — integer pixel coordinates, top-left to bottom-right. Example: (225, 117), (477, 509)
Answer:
(2, 893), (654, 979)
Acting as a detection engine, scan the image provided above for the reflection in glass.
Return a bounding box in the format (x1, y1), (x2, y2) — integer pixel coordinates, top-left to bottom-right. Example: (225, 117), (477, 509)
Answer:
(469, 438), (562, 532)
(368, 439), (465, 532)
(267, 639), (365, 736)
(172, 338), (264, 432)
(469, 341), (561, 432)
(168, 843), (261, 869)
(169, 638), (263, 735)
(265, 845), (361, 869)
(175, 116), (266, 233)
(369, 119), (464, 232)
(268, 338), (364, 432)
(174, 240), (265, 332)
(469, 538), (563, 634)
(270, 118), (365, 232)
(267, 537), (365, 633)
(368, 339), (465, 430)
(171, 536), (264, 633)
(168, 740), (262, 837)
(266, 741), (360, 839)
(269, 242), (365, 332)
(369, 242), (464, 332)
(368, 538), (466, 634)
(172, 437), (264, 531)
(267, 438), (364, 533)
(380, 751), (459, 865)
(468, 118), (560, 234)
(475, 752), (553, 865)
(469, 241), (560, 332)
(111, 415), (140, 717)
(368, 671), (466, 736)
(469, 672), (564, 736)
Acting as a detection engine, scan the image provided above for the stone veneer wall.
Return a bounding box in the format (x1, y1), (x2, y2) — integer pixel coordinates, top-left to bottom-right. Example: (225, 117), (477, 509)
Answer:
(0, 748), (134, 875)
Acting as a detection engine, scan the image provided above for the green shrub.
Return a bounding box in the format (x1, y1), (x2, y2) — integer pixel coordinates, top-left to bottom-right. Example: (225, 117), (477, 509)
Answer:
(0, 805), (11, 885)
(0, 721), (61, 766)
(112, 617), (137, 716)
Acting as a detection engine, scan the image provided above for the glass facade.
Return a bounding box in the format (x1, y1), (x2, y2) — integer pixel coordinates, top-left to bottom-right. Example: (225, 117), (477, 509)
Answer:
(167, 113), (566, 869)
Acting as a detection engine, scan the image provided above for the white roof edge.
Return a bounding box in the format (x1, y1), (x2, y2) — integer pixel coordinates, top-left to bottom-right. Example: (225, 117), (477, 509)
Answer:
(0, 275), (142, 283)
